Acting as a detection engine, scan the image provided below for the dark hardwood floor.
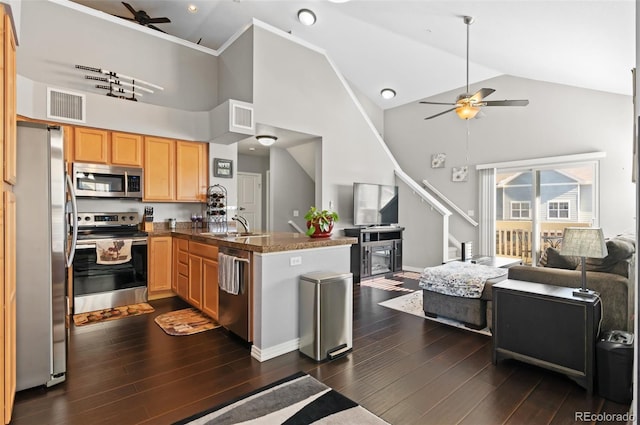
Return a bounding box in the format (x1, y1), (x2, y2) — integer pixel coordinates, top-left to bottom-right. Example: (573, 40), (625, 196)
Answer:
(11, 277), (630, 424)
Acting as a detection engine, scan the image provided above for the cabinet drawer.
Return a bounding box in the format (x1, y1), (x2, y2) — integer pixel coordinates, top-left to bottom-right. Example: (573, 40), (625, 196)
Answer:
(176, 238), (188, 251)
(177, 251), (189, 265)
(177, 262), (188, 277)
(189, 242), (218, 260)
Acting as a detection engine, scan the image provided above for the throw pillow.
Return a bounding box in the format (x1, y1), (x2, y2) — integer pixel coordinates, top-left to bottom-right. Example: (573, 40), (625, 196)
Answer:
(538, 247), (548, 267)
(544, 247), (581, 270)
(584, 237), (635, 276)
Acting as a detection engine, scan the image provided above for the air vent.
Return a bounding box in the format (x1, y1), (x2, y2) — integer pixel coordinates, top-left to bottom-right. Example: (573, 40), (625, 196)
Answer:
(47, 88), (85, 123)
(232, 103), (253, 130)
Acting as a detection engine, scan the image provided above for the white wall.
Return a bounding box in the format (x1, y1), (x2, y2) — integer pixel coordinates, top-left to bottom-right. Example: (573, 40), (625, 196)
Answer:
(252, 26), (397, 227)
(385, 75), (634, 269)
(269, 147), (314, 232)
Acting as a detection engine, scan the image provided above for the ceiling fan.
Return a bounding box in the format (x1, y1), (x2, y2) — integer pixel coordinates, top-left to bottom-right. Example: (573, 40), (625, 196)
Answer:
(421, 16), (529, 120)
(116, 2), (171, 33)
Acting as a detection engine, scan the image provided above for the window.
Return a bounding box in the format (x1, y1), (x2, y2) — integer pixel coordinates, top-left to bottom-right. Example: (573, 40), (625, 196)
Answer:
(548, 201), (570, 219)
(511, 201), (531, 219)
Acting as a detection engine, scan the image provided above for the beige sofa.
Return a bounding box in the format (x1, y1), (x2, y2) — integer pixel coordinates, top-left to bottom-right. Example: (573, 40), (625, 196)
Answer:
(483, 235), (635, 332)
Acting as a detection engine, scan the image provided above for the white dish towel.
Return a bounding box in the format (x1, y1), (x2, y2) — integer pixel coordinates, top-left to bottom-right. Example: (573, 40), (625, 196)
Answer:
(218, 252), (240, 295)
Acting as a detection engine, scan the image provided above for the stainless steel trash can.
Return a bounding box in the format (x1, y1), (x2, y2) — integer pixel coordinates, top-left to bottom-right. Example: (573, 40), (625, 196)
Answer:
(299, 271), (353, 361)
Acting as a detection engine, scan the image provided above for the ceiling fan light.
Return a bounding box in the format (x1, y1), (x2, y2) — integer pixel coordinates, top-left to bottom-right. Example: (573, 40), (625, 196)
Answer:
(297, 9), (316, 26)
(256, 135), (277, 146)
(456, 104), (480, 120)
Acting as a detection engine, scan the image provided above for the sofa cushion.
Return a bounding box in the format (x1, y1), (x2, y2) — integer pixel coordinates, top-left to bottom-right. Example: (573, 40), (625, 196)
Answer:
(584, 237), (635, 277)
(544, 247), (580, 270)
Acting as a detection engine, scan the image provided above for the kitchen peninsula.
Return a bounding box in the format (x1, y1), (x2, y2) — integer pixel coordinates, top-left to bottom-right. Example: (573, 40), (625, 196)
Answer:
(150, 228), (357, 361)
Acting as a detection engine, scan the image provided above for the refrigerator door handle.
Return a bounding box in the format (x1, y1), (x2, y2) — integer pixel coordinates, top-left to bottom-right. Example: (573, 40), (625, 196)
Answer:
(66, 173), (78, 267)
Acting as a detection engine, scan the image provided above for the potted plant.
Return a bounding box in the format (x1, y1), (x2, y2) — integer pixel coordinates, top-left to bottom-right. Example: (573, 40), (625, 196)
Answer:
(304, 206), (339, 238)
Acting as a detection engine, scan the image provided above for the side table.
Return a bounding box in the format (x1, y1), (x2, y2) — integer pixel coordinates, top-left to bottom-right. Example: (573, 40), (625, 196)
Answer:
(492, 279), (601, 394)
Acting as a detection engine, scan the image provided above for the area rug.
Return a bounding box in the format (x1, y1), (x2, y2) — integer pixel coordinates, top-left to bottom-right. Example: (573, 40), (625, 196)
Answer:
(393, 270), (422, 280)
(154, 308), (220, 336)
(174, 371), (390, 425)
(378, 291), (491, 336)
(360, 277), (414, 292)
(72, 303), (155, 326)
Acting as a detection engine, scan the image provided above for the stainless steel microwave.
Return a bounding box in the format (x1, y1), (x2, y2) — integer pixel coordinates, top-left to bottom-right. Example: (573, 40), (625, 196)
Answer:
(72, 163), (143, 198)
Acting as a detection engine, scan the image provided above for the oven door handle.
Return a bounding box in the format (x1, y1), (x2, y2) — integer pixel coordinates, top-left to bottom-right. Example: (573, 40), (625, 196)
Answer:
(75, 238), (148, 249)
(66, 173), (78, 267)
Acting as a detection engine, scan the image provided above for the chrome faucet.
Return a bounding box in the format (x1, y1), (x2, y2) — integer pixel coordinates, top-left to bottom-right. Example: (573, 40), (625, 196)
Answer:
(232, 215), (250, 233)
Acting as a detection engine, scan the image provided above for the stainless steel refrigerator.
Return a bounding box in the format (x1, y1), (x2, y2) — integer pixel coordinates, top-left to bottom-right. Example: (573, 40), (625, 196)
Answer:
(14, 122), (76, 390)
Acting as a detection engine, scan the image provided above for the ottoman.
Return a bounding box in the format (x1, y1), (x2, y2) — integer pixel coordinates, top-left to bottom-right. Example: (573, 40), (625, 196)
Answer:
(422, 274), (507, 330)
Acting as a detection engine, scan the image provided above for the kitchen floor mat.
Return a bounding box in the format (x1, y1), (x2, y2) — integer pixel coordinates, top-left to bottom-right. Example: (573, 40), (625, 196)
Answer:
(73, 302), (155, 326)
(154, 307), (220, 336)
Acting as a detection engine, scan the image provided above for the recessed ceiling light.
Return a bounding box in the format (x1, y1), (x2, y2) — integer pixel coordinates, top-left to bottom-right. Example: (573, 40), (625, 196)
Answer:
(187, 4), (198, 13)
(380, 88), (396, 99)
(256, 135), (277, 146)
(297, 9), (316, 26)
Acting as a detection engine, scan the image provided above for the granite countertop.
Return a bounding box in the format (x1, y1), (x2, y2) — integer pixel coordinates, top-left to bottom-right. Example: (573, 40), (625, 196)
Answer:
(146, 227), (357, 253)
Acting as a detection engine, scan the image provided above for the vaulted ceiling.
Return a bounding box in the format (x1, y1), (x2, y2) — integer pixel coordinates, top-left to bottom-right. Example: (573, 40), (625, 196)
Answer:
(70, 0), (635, 110)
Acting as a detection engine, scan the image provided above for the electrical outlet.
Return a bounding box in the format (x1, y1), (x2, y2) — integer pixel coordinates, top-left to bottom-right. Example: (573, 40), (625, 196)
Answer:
(290, 256), (302, 266)
(293, 210), (299, 217)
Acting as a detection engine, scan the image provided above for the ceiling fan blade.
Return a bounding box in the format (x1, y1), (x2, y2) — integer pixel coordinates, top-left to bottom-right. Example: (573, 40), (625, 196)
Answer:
(483, 99), (529, 107)
(114, 15), (136, 21)
(122, 2), (136, 16)
(469, 88), (495, 103)
(147, 24), (167, 33)
(419, 101), (457, 106)
(148, 17), (171, 24)
(424, 107), (457, 120)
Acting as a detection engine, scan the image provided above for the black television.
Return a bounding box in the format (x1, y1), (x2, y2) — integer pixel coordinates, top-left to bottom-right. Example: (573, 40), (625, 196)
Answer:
(353, 183), (399, 226)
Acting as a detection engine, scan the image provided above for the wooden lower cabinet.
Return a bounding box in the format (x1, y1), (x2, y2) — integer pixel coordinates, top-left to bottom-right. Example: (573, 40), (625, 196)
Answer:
(187, 242), (219, 320)
(3, 191), (16, 424)
(173, 238), (189, 299)
(201, 258), (219, 320)
(148, 236), (172, 298)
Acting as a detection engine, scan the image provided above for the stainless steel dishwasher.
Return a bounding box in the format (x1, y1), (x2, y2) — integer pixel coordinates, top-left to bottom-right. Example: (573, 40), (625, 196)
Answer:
(218, 246), (251, 342)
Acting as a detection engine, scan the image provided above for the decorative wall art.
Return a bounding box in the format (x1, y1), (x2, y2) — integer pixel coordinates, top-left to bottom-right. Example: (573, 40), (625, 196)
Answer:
(452, 166), (469, 182)
(213, 158), (233, 178)
(75, 65), (164, 103)
(431, 153), (446, 168)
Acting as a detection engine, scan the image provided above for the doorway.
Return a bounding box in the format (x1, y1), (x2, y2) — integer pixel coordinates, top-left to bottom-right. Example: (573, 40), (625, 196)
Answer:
(237, 172), (262, 232)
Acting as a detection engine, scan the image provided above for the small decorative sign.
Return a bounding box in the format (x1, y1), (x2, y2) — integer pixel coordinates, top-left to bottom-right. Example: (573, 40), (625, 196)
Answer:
(213, 158), (233, 178)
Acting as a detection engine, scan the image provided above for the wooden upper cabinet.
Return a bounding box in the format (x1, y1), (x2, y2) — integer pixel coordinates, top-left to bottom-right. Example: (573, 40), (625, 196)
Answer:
(74, 128), (109, 164)
(176, 141), (207, 202)
(144, 136), (175, 201)
(3, 13), (15, 186)
(111, 132), (143, 167)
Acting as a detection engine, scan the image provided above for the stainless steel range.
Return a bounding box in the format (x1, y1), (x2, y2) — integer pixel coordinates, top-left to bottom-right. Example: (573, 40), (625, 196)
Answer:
(72, 212), (148, 314)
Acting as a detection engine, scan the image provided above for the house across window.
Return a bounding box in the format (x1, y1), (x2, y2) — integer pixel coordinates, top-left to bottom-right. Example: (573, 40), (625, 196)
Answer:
(511, 201), (531, 219)
(548, 201), (570, 219)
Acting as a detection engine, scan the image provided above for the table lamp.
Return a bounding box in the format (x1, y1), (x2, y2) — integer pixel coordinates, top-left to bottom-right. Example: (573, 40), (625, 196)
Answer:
(559, 227), (608, 298)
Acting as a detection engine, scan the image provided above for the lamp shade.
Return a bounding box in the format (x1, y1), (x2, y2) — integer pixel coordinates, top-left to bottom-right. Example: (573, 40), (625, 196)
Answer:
(559, 227), (608, 258)
(455, 104), (479, 120)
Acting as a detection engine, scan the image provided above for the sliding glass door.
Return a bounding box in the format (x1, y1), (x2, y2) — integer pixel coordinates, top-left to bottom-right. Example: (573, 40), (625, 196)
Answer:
(494, 162), (598, 265)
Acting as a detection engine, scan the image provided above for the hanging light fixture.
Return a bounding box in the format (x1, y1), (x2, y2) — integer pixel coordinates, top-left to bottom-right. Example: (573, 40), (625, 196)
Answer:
(256, 135), (277, 146)
(297, 9), (316, 26)
(455, 104), (480, 120)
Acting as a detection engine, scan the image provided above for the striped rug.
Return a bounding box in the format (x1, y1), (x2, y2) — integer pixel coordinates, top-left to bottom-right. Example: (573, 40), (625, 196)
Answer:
(393, 270), (422, 280)
(360, 277), (414, 292)
(174, 371), (389, 424)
